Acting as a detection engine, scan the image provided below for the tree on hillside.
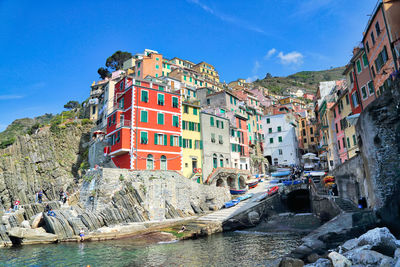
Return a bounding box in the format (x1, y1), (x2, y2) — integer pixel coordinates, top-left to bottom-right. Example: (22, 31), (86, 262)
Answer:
(64, 101), (80, 110)
(97, 67), (111, 79)
(105, 51), (132, 71)
(265, 73), (272, 79)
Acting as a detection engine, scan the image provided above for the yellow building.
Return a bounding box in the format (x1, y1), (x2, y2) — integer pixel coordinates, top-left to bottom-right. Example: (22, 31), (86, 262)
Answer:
(192, 61), (220, 82)
(182, 102), (203, 182)
(341, 90), (359, 159)
(162, 59), (172, 77)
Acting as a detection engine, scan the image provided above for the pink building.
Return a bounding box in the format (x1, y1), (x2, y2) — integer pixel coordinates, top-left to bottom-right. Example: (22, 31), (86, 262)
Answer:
(331, 91), (348, 164)
(352, 47), (376, 108)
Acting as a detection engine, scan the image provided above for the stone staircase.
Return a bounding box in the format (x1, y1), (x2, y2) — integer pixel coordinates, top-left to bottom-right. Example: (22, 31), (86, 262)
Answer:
(198, 200), (251, 222)
(334, 198), (359, 212)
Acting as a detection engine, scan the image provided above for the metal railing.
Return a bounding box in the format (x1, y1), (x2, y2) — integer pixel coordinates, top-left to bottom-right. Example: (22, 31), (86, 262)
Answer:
(115, 120), (131, 129)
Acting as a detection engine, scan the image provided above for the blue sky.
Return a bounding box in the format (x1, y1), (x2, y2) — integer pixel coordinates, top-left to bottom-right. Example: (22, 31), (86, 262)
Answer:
(0, 0), (377, 131)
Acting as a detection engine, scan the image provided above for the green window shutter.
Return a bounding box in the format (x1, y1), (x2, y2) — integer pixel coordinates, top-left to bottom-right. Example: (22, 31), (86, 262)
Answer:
(172, 97), (178, 108)
(278, 136), (282, 142)
(278, 126), (281, 132)
(193, 108), (197, 115)
(270, 138), (273, 144)
(189, 139), (192, 149)
(221, 121), (224, 129)
(170, 135), (174, 146)
(173, 116), (179, 127)
(198, 123), (201, 132)
(200, 140), (203, 149)
(210, 117), (214, 126)
(164, 134), (167, 146)
(183, 138), (186, 148)
(158, 113), (164, 125)
(179, 136), (182, 147)
(154, 133), (158, 145)
(267, 118), (270, 124)
(183, 121), (186, 130)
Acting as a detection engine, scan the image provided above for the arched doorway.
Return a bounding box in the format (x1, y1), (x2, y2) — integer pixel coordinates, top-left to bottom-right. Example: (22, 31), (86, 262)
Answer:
(216, 178), (225, 187)
(146, 154), (154, 170)
(227, 176), (236, 189)
(160, 155), (167, 170)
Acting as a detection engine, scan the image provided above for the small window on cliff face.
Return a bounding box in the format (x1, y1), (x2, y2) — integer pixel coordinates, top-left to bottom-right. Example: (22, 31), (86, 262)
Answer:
(374, 135), (382, 147)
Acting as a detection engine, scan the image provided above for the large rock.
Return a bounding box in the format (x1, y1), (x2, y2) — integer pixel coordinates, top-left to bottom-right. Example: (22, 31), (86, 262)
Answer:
(304, 258), (332, 267)
(327, 252), (351, 267)
(8, 227), (58, 244)
(279, 257), (304, 267)
(340, 238), (358, 252)
(30, 213), (43, 229)
(345, 249), (394, 266)
(21, 220), (31, 229)
(357, 227), (397, 256)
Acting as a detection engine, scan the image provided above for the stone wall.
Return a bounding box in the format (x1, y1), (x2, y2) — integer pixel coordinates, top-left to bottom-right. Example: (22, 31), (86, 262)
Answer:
(355, 76), (400, 235)
(330, 155), (365, 205)
(81, 168), (231, 221)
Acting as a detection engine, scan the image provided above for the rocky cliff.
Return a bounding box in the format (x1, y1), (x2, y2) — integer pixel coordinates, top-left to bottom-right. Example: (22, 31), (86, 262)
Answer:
(0, 123), (92, 211)
(356, 75), (400, 235)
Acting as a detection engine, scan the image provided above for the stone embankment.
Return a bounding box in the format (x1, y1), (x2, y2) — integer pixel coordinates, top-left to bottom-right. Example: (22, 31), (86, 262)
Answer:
(279, 227), (400, 267)
(0, 168), (230, 247)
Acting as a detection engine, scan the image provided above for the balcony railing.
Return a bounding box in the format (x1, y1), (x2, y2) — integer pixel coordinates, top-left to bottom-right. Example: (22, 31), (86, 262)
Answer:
(90, 89), (103, 97)
(116, 120), (131, 129)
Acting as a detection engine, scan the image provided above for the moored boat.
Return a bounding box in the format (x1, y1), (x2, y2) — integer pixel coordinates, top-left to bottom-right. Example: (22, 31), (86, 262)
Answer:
(267, 186), (279, 196)
(283, 180), (293, 186)
(237, 193), (254, 201)
(230, 188), (248, 195)
(246, 179), (259, 189)
(271, 170), (291, 177)
(224, 199), (240, 208)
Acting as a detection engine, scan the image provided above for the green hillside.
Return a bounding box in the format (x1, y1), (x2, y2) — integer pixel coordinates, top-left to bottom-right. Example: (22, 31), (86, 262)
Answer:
(253, 66), (345, 95)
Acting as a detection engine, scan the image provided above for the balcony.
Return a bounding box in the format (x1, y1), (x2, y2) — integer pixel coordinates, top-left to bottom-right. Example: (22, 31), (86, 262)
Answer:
(115, 120), (131, 129)
(90, 89), (103, 97)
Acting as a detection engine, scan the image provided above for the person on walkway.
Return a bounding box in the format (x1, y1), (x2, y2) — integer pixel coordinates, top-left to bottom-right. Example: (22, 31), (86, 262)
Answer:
(62, 192), (68, 204)
(59, 189), (64, 201)
(332, 183), (338, 196)
(13, 200), (20, 211)
(37, 190), (43, 204)
(79, 229), (85, 241)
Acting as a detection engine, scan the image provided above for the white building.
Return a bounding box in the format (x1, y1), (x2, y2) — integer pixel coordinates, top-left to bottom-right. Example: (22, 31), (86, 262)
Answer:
(262, 113), (300, 166)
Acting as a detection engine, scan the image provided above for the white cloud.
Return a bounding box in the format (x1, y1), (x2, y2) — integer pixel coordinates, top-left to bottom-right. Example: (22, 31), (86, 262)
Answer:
(277, 51), (304, 65)
(186, 0), (266, 35)
(264, 48), (277, 59)
(246, 76), (259, 83)
(252, 60), (261, 73)
(0, 95), (24, 100)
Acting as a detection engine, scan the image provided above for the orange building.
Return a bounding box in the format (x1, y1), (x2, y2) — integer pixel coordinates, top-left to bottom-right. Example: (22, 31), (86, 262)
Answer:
(135, 52), (163, 79)
(106, 76), (182, 170)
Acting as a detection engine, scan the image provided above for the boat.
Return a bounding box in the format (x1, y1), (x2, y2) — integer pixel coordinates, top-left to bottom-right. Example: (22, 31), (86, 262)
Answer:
(293, 180), (302, 185)
(255, 193), (268, 202)
(267, 186), (279, 196)
(224, 199), (240, 208)
(323, 176), (335, 183)
(230, 188), (248, 195)
(283, 180), (293, 186)
(246, 179), (259, 189)
(271, 170), (291, 177)
(237, 193), (254, 201)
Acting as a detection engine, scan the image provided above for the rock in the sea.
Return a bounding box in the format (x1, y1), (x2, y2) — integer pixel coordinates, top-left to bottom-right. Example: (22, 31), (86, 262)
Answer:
(30, 213), (43, 229)
(395, 257), (400, 267)
(8, 227), (58, 244)
(340, 238), (358, 252)
(345, 249), (394, 266)
(357, 227), (397, 256)
(248, 211), (260, 225)
(306, 253), (320, 264)
(395, 248), (400, 260)
(327, 252), (351, 267)
(304, 258), (332, 267)
(279, 257), (304, 267)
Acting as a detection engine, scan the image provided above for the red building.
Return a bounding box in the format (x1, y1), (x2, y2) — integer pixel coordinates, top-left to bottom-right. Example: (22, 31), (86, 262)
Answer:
(106, 76), (182, 170)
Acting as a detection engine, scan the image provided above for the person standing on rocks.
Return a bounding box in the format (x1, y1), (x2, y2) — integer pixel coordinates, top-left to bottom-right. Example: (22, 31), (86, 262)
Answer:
(13, 200), (20, 211)
(37, 190), (43, 203)
(59, 189), (64, 202)
(79, 229), (85, 241)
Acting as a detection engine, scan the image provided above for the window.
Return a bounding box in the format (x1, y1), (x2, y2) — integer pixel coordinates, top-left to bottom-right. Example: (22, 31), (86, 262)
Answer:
(353, 135), (357, 146)
(220, 121), (224, 129)
(172, 97), (179, 108)
(302, 121), (305, 127)
(112, 114), (116, 124)
(342, 137), (346, 149)
(116, 131), (120, 143)
(277, 126), (282, 132)
(207, 99), (210, 105)
(266, 118), (270, 124)
(182, 138), (190, 148)
(349, 72), (354, 84)
(375, 21), (381, 36)
(311, 137), (315, 142)
(108, 117), (111, 127)
(333, 109), (336, 118)
(361, 86), (367, 99)
(366, 41), (370, 53)
(172, 116), (179, 127)
(268, 128), (272, 133)
(302, 129), (306, 136)
(170, 135), (179, 146)
(159, 155), (167, 170)
(141, 90), (149, 102)
(345, 94), (350, 105)
(220, 158), (224, 167)
(184, 75), (187, 81)
(269, 138), (273, 144)
(362, 53), (368, 67)
(371, 66), (376, 78)
(155, 133), (166, 145)
(374, 46), (389, 72)
(310, 127), (314, 134)
(219, 135), (223, 144)
(213, 154), (217, 169)
(210, 117), (214, 126)
(371, 31), (375, 45)
(335, 123), (339, 133)
(184, 105), (189, 113)
(356, 59), (362, 73)
(216, 120), (220, 128)
(119, 98), (124, 109)
(195, 140), (200, 149)
(140, 110), (148, 122)
(352, 92), (359, 107)
(155, 64), (159, 69)
(368, 81), (375, 95)
(193, 108), (198, 115)
(211, 133), (216, 143)
(304, 138), (307, 143)
(157, 94), (164, 105)
(137, 70), (141, 77)
(157, 113), (164, 125)
(278, 136), (282, 142)
(278, 149), (282, 155)
(146, 154), (154, 170)
(140, 131), (148, 144)
(338, 140), (341, 150)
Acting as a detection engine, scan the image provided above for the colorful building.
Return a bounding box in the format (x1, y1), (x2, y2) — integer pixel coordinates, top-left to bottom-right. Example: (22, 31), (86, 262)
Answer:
(182, 102), (203, 181)
(106, 76), (182, 170)
(331, 91), (348, 164)
(135, 52), (163, 79)
(192, 61), (220, 82)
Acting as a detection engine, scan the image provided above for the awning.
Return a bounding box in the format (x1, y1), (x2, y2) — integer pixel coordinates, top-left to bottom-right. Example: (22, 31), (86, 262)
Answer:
(302, 152), (317, 159)
(346, 114), (360, 126)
